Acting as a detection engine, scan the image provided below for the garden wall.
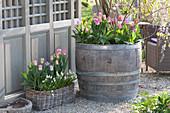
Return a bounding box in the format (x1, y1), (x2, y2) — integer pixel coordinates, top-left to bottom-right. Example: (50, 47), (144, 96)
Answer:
(0, 0), (81, 102)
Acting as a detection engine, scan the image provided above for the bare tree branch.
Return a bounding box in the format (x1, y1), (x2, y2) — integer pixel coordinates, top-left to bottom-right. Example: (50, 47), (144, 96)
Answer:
(95, 0), (100, 14)
(122, 0), (135, 24)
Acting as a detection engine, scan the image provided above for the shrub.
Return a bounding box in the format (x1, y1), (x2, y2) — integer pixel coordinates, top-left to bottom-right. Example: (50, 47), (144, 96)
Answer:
(131, 92), (170, 113)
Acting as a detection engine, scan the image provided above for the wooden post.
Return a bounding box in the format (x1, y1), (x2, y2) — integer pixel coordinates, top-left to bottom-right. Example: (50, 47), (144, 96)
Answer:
(0, 0), (5, 102)
(23, 0), (31, 72)
(47, 0), (54, 59)
(69, 0), (76, 72)
(78, 0), (82, 20)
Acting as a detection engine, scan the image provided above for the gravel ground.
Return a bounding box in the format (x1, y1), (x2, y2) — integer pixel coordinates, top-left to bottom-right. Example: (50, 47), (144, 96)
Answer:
(33, 63), (170, 113)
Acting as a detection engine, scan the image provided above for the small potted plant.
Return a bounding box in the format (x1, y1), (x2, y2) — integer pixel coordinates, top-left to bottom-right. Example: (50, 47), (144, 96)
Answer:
(21, 49), (76, 110)
(71, 8), (142, 102)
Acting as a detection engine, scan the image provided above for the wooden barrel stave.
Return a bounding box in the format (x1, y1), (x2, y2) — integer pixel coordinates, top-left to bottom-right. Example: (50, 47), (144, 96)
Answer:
(76, 43), (141, 102)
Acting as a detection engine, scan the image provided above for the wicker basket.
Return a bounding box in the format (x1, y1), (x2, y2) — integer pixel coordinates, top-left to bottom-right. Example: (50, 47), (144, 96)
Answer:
(25, 83), (75, 110)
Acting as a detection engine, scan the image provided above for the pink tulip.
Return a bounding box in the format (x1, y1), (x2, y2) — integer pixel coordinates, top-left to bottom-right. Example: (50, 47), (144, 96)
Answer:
(50, 65), (53, 71)
(39, 65), (42, 70)
(134, 19), (139, 24)
(85, 28), (88, 33)
(125, 18), (128, 24)
(57, 49), (61, 54)
(56, 60), (59, 65)
(118, 15), (123, 21)
(99, 12), (102, 17)
(40, 58), (44, 64)
(77, 20), (81, 25)
(93, 18), (96, 22)
(134, 29), (137, 33)
(169, 103), (170, 107)
(74, 29), (78, 34)
(107, 17), (111, 22)
(99, 17), (102, 22)
(50, 55), (53, 61)
(81, 26), (85, 31)
(63, 50), (67, 55)
(56, 53), (59, 59)
(33, 60), (37, 66)
(103, 15), (106, 20)
(123, 5), (125, 7)
(95, 19), (100, 25)
(118, 23), (122, 29)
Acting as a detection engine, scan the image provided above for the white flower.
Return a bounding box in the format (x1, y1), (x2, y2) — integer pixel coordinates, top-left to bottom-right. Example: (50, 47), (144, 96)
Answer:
(50, 75), (52, 79)
(46, 75), (50, 78)
(53, 78), (56, 82)
(61, 72), (64, 76)
(42, 80), (45, 83)
(69, 69), (72, 74)
(56, 72), (60, 76)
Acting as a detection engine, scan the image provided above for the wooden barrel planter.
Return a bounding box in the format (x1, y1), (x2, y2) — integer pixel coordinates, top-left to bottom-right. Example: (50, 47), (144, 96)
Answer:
(76, 42), (142, 102)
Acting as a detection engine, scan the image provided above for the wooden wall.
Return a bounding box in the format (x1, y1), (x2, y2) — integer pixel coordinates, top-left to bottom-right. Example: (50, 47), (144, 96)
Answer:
(0, 0), (81, 102)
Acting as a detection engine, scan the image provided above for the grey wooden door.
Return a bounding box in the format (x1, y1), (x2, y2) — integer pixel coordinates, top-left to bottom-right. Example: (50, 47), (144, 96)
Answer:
(0, 0), (81, 102)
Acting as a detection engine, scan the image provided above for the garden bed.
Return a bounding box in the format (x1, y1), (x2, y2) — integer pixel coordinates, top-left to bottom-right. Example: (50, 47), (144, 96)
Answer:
(33, 63), (170, 113)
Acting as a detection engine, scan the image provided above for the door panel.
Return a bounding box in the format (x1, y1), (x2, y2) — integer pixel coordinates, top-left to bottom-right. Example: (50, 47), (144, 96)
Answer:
(4, 37), (24, 94)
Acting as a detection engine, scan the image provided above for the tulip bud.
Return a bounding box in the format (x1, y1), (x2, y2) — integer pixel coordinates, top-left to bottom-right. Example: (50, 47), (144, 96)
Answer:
(103, 15), (106, 20)
(57, 49), (61, 54)
(74, 29), (78, 34)
(63, 50), (67, 55)
(40, 58), (44, 64)
(56, 60), (59, 65)
(50, 55), (53, 61)
(118, 23), (122, 29)
(39, 65), (42, 70)
(33, 60), (37, 66)
(50, 65), (53, 71)
(99, 12), (102, 17)
(118, 15), (123, 21)
(107, 17), (111, 22)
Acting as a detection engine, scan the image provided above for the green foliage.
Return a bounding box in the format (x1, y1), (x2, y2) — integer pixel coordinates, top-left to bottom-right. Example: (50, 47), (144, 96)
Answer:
(82, 1), (89, 8)
(70, 24), (90, 43)
(71, 13), (142, 45)
(90, 17), (114, 45)
(71, 16), (115, 45)
(142, 49), (146, 61)
(21, 49), (76, 91)
(81, 3), (93, 19)
(114, 24), (142, 44)
(131, 92), (170, 113)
